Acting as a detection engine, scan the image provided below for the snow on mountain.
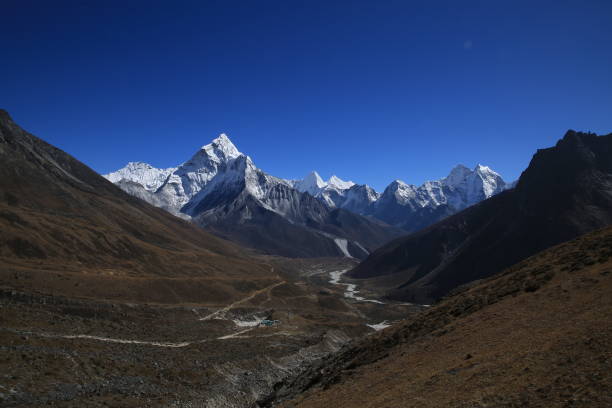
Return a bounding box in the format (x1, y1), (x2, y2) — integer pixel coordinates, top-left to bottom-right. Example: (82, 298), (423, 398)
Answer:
(289, 172), (356, 207)
(341, 184), (380, 213)
(105, 134), (404, 259)
(369, 164), (507, 231)
(106, 133), (507, 239)
(181, 153), (295, 220)
(381, 164), (505, 211)
(441, 163), (506, 209)
(152, 134), (246, 213)
(202, 133), (241, 161)
(443, 164), (473, 188)
(103, 162), (175, 192)
(384, 180), (443, 208)
(107, 133), (301, 217)
(292, 171), (327, 195)
(284, 164), (506, 223)
(291, 172), (354, 195)
(328, 175), (355, 190)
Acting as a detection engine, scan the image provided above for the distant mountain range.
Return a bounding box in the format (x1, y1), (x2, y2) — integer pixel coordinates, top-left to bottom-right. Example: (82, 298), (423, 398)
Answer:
(105, 134), (510, 257)
(349, 130), (612, 303)
(287, 163), (509, 233)
(105, 135), (403, 258)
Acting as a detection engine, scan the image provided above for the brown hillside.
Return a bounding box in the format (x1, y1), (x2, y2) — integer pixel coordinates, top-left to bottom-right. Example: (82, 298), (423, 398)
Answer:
(0, 109), (275, 304)
(278, 226), (612, 407)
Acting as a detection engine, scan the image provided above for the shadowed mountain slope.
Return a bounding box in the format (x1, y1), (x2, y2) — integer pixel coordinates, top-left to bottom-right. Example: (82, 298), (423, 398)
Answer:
(195, 186), (405, 259)
(274, 225), (612, 408)
(0, 110), (275, 304)
(348, 130), (612, 303)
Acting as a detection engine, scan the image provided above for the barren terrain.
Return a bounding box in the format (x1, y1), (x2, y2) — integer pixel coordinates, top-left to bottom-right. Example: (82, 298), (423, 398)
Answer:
(277, 227), (612, 407)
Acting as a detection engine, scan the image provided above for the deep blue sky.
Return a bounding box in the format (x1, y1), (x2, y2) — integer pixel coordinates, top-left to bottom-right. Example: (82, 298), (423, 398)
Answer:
(3, 0), (611, 190)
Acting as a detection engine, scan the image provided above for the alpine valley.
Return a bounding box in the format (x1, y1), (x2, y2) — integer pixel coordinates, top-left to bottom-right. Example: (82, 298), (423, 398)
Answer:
(104, 134), (509, 258)
(4, 1), (612, 407)
(2, 110), (611, 408)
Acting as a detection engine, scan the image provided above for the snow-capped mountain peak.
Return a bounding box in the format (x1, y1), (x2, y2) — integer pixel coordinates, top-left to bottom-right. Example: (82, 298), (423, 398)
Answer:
(103, 161), (176, 192)
(385, 180), (419, 205)
(285, 172), (360, 209)
(200, 133), (241, 163)
(106, 133), (508, 241)
(444, 164), (472, 188)
(471, 163), (504, 198)
(327, 175), (355, 190)
(289, 172), (355, 195)
(294, 171), (327, 195)
(306, 171), (326, 186)
(444, 163), (502, 187)
(473, 163), (500, 180)
(370, 163), (508, 230)
(140, 133), (245, 214)
(436, 163), (507, 209)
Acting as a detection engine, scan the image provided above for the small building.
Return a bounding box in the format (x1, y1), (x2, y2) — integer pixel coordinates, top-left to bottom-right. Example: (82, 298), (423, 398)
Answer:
(260, 319), (280, 327)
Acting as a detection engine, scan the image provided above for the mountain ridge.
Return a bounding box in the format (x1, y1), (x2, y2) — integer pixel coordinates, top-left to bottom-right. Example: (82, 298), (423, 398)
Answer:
(106, 133), (403, 258)
(348, 130), (612, 303)
(105, 134), (509, 251)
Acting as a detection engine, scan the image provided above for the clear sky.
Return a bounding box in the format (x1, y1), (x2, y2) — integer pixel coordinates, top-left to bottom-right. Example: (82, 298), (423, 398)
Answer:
(3, 0), (611, 190)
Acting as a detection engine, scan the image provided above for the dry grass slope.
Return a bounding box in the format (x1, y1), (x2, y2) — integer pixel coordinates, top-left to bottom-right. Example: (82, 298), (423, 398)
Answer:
(0, 109), (276, 305)
(281, 226), (612, 407)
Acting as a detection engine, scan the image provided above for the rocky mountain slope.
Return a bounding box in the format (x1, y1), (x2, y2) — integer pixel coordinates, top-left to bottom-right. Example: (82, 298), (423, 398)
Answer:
(105, 135), (403, 259)
(0, 110), (276, 304)
(272, 225), (612, 408)
(348, 130), (612, 303)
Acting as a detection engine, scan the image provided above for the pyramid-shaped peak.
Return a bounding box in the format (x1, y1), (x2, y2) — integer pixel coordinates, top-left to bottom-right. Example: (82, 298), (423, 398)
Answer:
(292, 171), (327, 195)
(213, 133), (232, 144)
(211, 133), (238, 149)
(201, 133), (241, 160)
(304, 171), (326, 186)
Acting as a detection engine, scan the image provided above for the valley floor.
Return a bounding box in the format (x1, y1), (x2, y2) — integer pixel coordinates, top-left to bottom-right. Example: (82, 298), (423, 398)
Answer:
(0, 257), (420, 407)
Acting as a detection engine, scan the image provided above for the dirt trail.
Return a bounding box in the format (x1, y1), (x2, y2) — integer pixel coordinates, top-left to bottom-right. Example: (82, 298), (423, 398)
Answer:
(2, 328), (196, 348)
(1, 271), (288, 349)
(198, 279), (285, 321)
